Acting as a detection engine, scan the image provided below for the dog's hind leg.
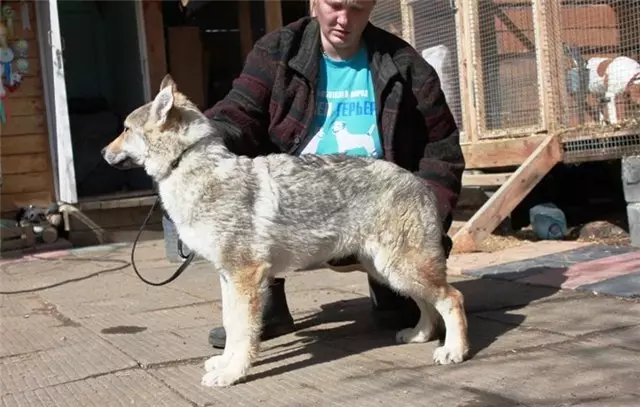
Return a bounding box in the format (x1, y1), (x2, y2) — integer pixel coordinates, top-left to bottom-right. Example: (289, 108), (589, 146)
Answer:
(387, 253), (469, 365)
(201, 263), (269, 387)
(395, 298), (441, 343)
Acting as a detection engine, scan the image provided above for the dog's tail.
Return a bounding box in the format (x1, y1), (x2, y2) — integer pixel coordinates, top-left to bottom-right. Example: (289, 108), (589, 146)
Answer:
(367, 124), (376, 136)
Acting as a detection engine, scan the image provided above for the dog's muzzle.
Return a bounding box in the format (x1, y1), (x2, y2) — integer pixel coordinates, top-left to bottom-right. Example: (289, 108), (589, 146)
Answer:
(101, 147), (138, 170)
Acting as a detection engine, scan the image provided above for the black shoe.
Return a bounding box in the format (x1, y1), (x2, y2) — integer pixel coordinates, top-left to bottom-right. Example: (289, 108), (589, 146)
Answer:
(208, 277), (295, 349)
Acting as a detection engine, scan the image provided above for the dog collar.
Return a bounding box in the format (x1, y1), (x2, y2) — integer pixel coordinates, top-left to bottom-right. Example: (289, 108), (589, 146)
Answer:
(169, 136), (215, 171)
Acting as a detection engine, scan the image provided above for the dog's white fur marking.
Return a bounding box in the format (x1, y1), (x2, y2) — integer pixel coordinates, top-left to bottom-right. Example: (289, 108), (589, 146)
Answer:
(202, 272), (259, 387)
(395, 297), (440, 344)
(433, 293), (466, 364)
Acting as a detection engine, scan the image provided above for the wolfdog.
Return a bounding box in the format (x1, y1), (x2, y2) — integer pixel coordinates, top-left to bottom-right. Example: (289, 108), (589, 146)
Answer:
(102, 74), (469, 387)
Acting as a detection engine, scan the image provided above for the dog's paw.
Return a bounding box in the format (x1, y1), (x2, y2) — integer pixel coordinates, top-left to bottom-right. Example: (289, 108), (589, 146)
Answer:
(201, 369), (243, 388)
(433, 345), (465, 365)
(395, 327), (433, 344)
(204, 355), (229, 373)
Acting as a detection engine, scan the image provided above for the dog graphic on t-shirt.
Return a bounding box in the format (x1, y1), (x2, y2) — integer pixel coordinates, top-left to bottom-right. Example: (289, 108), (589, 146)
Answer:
(331, 121), (377, 155)
(300, 121), (378, 156)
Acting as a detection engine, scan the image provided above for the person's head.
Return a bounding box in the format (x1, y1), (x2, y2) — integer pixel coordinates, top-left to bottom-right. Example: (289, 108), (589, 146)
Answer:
(312, 0), (376, 60)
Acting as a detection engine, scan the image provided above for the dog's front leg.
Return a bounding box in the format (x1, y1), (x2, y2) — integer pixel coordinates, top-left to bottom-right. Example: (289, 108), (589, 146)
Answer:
(201, 264), (268, 387)
(204, 274), (235, 373)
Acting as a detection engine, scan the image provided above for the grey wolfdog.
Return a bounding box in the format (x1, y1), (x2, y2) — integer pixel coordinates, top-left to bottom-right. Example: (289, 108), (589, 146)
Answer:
(102, 74), (469, 388)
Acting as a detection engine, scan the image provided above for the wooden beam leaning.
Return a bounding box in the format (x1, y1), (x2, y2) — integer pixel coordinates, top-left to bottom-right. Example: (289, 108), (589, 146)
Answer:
(452, 133), (564, 252)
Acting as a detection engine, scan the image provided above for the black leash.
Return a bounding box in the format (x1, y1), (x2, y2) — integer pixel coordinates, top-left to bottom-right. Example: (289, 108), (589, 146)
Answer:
(130, 196), (195, 286)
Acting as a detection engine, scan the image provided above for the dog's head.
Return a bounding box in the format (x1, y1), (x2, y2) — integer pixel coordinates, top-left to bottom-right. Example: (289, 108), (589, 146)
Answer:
(101, 74), (213, 179)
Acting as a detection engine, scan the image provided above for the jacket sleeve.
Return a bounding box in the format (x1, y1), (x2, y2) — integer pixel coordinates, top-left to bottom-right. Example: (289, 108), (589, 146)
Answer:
(203, 38), (277, 157)
(412, 65), (466, 232)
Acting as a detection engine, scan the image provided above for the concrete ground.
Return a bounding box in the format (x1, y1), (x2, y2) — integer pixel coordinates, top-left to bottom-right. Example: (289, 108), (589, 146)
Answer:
(1, 239), (639, 407)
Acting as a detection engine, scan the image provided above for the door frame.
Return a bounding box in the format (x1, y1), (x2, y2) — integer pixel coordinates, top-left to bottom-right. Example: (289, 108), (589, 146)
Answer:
(35, 0), (152, 204)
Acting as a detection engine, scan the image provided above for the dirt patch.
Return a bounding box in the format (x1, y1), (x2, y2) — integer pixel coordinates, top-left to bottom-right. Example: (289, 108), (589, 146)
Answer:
(451, 219), (631, 254)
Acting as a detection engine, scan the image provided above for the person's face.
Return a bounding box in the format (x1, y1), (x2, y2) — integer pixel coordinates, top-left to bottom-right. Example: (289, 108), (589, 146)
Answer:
(314, 0), (375, 52)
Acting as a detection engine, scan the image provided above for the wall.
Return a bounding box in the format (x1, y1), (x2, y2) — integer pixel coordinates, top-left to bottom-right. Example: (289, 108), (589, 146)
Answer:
(0, 0), (54, 214)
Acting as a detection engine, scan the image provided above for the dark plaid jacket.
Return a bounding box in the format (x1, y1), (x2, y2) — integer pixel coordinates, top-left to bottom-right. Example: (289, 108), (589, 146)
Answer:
(204, 17), (465, 230)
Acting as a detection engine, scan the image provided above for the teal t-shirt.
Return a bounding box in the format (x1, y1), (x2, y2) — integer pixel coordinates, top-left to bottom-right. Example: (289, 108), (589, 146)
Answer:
(299, 45), (382, 158)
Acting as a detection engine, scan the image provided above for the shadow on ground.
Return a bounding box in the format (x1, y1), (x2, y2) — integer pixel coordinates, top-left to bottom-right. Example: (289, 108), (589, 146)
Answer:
(245, 270), (568, 383)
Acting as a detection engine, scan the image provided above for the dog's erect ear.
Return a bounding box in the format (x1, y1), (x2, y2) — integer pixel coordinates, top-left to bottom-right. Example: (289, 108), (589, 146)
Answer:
(150, 82), (174, 126)
(159, 74), (177, 93)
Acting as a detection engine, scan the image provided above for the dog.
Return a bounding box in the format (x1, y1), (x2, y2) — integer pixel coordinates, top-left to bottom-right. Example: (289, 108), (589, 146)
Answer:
(586, 56), (640, 123)
(102, 74), (469, 387)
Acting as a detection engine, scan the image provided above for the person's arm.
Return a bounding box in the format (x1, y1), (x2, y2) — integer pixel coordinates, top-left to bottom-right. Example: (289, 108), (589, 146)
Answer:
(411, 63), (466, 232)
(203, 37), (277, 157)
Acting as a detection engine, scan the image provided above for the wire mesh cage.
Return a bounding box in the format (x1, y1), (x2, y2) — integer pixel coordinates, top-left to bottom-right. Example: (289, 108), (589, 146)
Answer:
(470, 0), (542, 136)
(370, 0), (640, 148)
(558, 1), (640, 131)
(370, 0), (464, 130)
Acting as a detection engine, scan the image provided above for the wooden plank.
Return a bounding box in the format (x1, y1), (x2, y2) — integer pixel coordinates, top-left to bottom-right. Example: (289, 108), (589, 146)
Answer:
(166, 27), (206, 110)
(460, 134), (547, 169)
(1, 153), (49, 175)
(1, 172), (51, 194)
(1, 134), (49, 155)
(142, 0), (167, 94)
(2, 97), (45, 117)
(453, 134), (563, 252)
(1, 191), (53, 213)
(456, 0), (476, 142)
(10, 3), (37, 40)
(1, 226), (37, 252)
(0, 114), (47, 136)
(532, 0), (565, 133)
(462, 172), (514, 187)
(399, 0), (415, 46)
(4, 76), (43, 98)
(19, 57), (41, 79)
(469, 2), (487, 135)
(238, 0), (253, 61)
(264, 0), (283, 33)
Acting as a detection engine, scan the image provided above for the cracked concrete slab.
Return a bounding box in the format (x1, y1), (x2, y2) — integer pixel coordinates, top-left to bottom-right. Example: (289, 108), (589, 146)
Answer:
(150, 352), (511, 407)
(475, 296), (640, 337)
(0, 338), (137, 395)
(420, 341), (640, 406)
(3, 239), (640, 406)
(77, 300), (220, 334)
(38, 271), (164, 305)
(321, 315), (570, 367)
(580, 324), (640, 352)
(98, 326), (214, 368)
(53, 289), (206, 318)
(1, 369), (192, 407)
(451, 276), (586, 313)
(0, 323), (96, 359)
(0, 294), (47, 317)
